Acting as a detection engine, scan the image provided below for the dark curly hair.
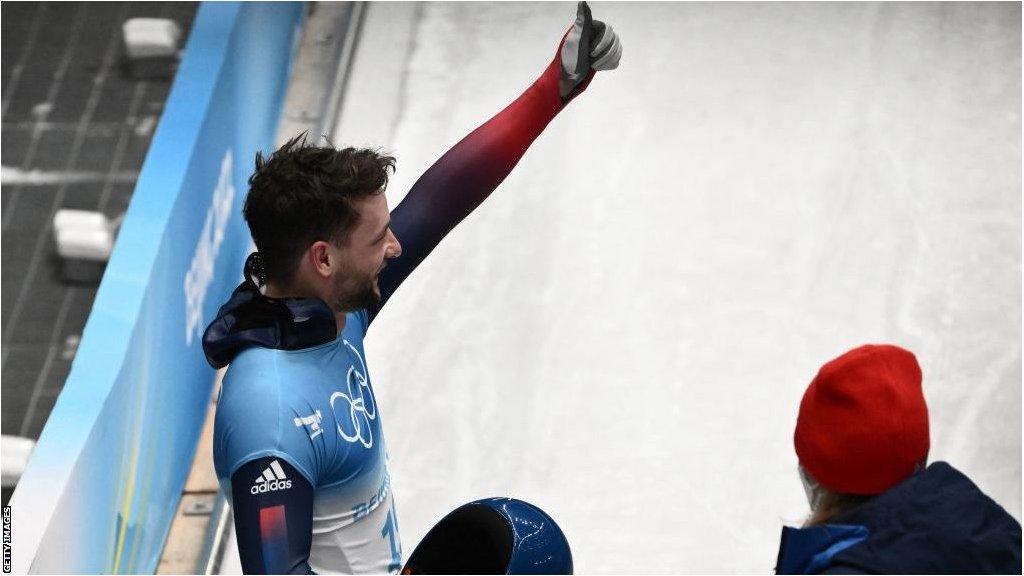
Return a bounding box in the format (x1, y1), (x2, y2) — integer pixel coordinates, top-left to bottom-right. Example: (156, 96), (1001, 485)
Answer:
(243, 133), (396, 285)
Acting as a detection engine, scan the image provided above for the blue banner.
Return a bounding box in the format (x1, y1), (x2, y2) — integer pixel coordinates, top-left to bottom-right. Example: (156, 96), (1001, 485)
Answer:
(9, 2), (305, 573)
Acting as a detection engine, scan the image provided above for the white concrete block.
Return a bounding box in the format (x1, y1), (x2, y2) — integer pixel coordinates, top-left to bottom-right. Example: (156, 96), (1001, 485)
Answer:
(2, 435), (36, 488)
(122, 17), (181, 60)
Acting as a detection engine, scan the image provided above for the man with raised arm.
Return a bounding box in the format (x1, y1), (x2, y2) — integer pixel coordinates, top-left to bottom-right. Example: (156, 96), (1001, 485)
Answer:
(201, 3), (622, 573)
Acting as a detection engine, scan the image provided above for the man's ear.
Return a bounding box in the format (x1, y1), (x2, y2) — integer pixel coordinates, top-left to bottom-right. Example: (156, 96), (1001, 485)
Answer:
(308, 241), (333, 279)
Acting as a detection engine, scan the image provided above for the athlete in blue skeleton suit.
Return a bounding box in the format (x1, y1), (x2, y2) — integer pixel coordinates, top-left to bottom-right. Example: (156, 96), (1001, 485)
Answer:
(202, 3), (621, 573)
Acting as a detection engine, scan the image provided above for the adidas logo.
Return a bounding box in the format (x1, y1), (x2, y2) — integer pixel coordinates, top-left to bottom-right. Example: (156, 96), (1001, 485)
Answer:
(250, 460), (293, 495)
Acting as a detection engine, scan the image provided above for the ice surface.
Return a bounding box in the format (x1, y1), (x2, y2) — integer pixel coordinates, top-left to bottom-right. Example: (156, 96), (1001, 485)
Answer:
(327, 2), (1021, 573)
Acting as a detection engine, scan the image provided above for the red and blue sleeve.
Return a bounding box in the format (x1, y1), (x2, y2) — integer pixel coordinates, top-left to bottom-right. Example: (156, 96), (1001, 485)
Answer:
(369, 34), (595, 323)
(230, 457), (316, 575)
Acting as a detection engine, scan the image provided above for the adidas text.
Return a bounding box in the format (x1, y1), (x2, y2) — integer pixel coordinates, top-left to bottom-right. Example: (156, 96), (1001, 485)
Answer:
(251, 479), (292, 494)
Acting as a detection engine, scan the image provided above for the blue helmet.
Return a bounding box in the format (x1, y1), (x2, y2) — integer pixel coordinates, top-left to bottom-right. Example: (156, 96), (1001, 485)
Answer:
(402, 497), (573, 574)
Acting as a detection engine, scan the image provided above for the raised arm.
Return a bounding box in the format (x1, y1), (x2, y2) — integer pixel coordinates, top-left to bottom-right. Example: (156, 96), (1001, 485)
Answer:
(369, 1), (621, 324)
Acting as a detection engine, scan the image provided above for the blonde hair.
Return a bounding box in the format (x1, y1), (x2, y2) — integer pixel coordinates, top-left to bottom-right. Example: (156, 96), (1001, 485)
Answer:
(804, 490), (875, 527)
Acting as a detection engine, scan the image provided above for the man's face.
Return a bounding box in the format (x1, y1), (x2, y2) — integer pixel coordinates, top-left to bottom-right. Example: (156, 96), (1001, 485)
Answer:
(328, 193), (401, 312)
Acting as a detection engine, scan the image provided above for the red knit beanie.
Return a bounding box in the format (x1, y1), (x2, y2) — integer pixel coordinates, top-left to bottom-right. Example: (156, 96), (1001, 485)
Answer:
(794, 344), (930, 495)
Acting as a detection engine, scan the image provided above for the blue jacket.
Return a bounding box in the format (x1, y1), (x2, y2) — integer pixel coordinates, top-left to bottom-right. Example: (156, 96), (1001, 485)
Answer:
(776, 462), (1021, 574)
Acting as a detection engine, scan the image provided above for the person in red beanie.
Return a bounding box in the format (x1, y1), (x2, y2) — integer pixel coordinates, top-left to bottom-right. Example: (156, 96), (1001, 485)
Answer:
(775, 344), (1021, 574)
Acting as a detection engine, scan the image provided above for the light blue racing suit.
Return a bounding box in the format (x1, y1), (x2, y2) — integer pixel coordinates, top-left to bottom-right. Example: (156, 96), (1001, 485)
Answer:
(214, 309), (400, 573)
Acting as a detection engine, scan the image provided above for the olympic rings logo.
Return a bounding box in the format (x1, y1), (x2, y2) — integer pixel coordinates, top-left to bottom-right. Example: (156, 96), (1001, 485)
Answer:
(329, 339), (377, 448)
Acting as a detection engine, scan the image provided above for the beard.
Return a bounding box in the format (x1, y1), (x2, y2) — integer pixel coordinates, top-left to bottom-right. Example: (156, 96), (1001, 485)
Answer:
(331, 267), (381, 312)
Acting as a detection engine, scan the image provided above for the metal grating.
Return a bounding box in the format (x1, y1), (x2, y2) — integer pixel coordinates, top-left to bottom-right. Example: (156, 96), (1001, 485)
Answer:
(1, 3), (199, 505)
